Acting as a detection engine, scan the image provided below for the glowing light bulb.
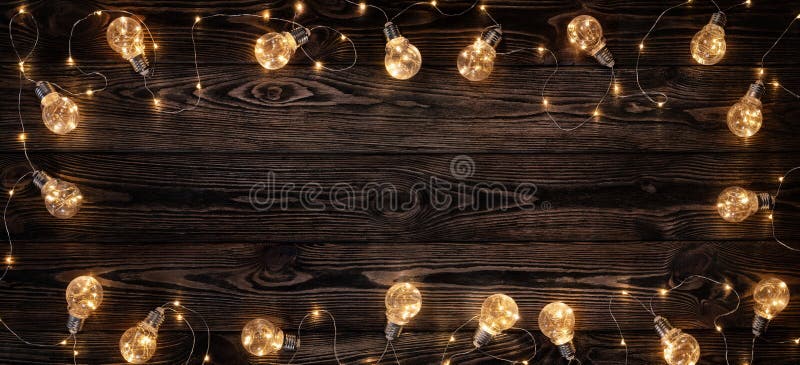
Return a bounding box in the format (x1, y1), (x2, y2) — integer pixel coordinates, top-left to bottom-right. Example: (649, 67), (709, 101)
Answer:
(241, 318), (298, 357)
(538, 302), (576, 360)
(567, 15), (615, 67)
(690, 12), (727, 65)
(34, 81), (79, 135)
(752, 277), (790, 336)
(384, 282), (422, 340)
(120, 308), (165, 363)
(457, 27), (502, 81)
(716, 186), (773, 223)
(32, 171), (83, 219)
(65, 276), (103, 334)
(106, 16), (151, 76)
(383, 22), (422, 80)
(473, 294), (519, 347)
(254, 27), (310, 70)
(727, 80), (765, 137)
(654, 316), (700, 365)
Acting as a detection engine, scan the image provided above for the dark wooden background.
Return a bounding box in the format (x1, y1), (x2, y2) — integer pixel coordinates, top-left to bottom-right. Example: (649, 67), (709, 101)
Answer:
(2, 0), (800, 363)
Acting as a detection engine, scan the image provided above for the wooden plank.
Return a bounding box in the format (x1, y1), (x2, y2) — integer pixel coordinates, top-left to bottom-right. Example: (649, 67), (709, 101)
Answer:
(2, 1), (800, 66)
(2, 153), (798, 243)
(0, 240), (798, 332)
(1, 65), (800, 153)
(0, 329), (797, 364)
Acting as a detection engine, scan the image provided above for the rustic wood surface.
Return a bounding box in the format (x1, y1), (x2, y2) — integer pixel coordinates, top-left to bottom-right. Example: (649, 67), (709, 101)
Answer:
(1, 0), (800, 364)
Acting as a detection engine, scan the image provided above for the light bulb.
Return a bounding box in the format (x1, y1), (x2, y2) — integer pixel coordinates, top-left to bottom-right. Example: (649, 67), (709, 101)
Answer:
(383, 22), (422, 80)
(254, 27), (310, 70)
(727, 81), (765, 137)
(241, 318), (298, 357)
(384, 282), (422, 340)
(567, 15), (615, 67)
(690, 12), (727, 65)
(106, 16), (151, 75)
(538, 302), (576, 360)
(473, 294), (519, 347)
(120, 308), (166, 363)
(34, 81), (79, 135)
(654, 316), (700, 365)
(457, 28), (502, 81)
(752, 277), (790, 336)
(32, 170), (83, 219)
(716, 186), (773, 223)
(65, 275), (103, 334)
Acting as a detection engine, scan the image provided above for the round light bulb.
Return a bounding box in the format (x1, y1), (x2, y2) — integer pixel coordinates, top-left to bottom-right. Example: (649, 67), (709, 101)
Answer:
(241, 318), (298, 357)
(716, 186), (773, 223)
(567, 15), (615, 67)
(254, 28), (309, 71)
(65, 275), (103, 334)
(457, 28), (502, 81)
(727, 81), (765, 137)
(120, 308), (165, 364)
(473, 294), (519, 347)
(538, 302), (577, 359)
(690, 13), (727, 65)
(383, 22), (421, 80)
(654, 316), (700, 365)
(106, 16), (151, 75)
(32, 171), (83, 219)
(752, 277), (790, 336)
(384, 282), (422, 340)
(33, 81), (79, 135)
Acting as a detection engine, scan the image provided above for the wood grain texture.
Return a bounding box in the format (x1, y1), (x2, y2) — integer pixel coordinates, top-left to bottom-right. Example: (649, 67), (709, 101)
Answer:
(1, 64), (800, 153)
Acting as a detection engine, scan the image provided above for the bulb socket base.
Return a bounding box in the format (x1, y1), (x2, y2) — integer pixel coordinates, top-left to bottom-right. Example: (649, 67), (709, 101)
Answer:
(144, 307), (166, 331)
(288, 27), (311, 47)
(757, 192), (775, 211)
(282, 333), (299, 352)
(129, 54), (152, 76)
(747, 80), (766, 100)
(654, 316), (674, 339)
(480, 27), (503, 49)
(384, 321), (403, 341)
(593, 46), (615, 68)
(66, 315), (85, 334)
(472, 327), (494, 348)
(752, 314), (769, 337)
(709, 12), (727, 27)
(557, 341), (576, 360)
(383, 22), (402, 41)
(32, 170), (52, 190)
(34, 81), (57, 101)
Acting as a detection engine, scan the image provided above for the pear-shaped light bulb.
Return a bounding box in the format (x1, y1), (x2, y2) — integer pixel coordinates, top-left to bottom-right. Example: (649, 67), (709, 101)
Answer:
(32, 170), (83, 219)
(538, 302), (576, 360)
(727, 81), (765, 137)
(473, 294), (519, 347)
(34, 81), (78, 135)
(65, 275), (103, 334)
(690, 12), (727, 65)
(567, 15), (615, 67)
(457, 28), (502, 81)
(241, 318), (298, 357)
(255, 27), (310, 70)
(120, 308), (165, 363)
(383, 22), (421, 80)
(384, 282), (422, 340)
(654, 316), (700, 365)
(106, 16), (151, 75)
(716, 186), (773, 223)
(752, 277), (790, 337)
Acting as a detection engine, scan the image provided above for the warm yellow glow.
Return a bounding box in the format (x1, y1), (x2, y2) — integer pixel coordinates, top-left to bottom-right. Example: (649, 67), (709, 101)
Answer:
(176, 314), (183, 321)
(152, 43), (158, 50)
(195, 16), (201, 23)
(315, 61), (323, 69)
(478, 294), (519, 335)
(204, 355), (210, 362)
(19, 8), (25, 13)
(385, 36), (422, 80)
(614, 84), (620, 94)
(66, 276), (103, 319)
(449, 336), (455, 342)
(40, 174), (83, 219)
(717, 186), (762, 222)
(18, 61), (24, 71)
(74, 351), (79, 356)
(295, 2), (304, 12)
(107, 17), (146, 60)
(255, 31), (301, 70)
(18, 133), (26, 142)
(538, 302), (575, 346)
(657, 102), (664, 108)
(690, 18), (726, 65)
(639, 43), (644, 50)
(593, 109), (600, 117)
(153, 98), (160, 106)
(173, 300), (180, 306)
(727, 86), (763, 137)
(725, 284), (732, 291)
(85, 89), (93, 96)
(753, 278), (790, 320)
(359, 2), (366, 12)
(779, 177), (784, 182)
(660, 289), (668, 296)
(620, 339), (626, 346)
(480, 5), (486, 11)
(340, 34), (347, 41)
(567, 15), (607, 57)
(263, 11), (270, 20)
(431, 0), (438, 6)
(40, 92), (79, 135)
(5, 256), (12, 264)
(94, 10), (102, 16)
(385, 282), (422, 326)
(120, 321), (159, 363)
(543, 99), (549, 106)
(196, 83), (202, 90)
(457, 37), (497, 81)
(312, 310), (320, 316)
(60, 340), (67, 345)
(7, 190), (13, 197)
(661, 327), (700, 365)
(241, 318), (286, 356)
(621, 290), (629, 295)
